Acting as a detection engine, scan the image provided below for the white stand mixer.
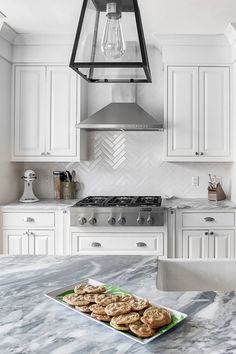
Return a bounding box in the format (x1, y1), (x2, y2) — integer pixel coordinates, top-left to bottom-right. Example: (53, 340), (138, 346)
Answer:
(20, 169), (39, 203)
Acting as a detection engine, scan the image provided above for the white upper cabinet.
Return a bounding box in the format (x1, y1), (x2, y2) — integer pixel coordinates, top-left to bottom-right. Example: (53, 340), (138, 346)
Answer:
(167, 66), (198, 157)
(14, 66), (45, 157)
(199, 67), (230, 157)
(46, 67), (77, 157)
(12, 65), (84, 161)
(166, 66), (231, 161)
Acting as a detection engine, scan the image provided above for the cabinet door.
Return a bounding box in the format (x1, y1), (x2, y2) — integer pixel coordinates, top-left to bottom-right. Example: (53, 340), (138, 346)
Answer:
(3, 230), (29, 255)
(29, 230), (55, 255)
(183, 230), (209, 259)
(46, 67), (77, 157)
(14, 66), (45, 156)
(209, 230), (235, 258)
(167, 66), (198, 156)
(199, 67), (230, 157)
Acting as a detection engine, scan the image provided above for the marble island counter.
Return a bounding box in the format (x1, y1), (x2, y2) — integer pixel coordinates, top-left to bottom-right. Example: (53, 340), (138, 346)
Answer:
(0, 255), (235, 354)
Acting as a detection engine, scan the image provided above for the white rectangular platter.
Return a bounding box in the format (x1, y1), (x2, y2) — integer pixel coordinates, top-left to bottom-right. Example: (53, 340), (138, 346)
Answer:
(45, 279), (187, 345)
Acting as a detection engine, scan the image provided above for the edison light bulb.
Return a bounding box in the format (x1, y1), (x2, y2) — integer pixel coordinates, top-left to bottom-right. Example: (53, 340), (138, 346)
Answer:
(101, 2), (126, 59)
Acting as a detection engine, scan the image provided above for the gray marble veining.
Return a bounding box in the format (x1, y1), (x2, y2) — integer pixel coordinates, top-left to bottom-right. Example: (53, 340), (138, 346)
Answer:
(163, 197), (236, 210)
(0, 255), (236, 354)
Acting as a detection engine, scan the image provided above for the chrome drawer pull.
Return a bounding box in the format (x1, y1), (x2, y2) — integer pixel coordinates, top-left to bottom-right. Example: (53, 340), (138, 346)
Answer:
(90, 242), (101, 248)
(22, 217), (35, 222)
(204, 217), (215, 222)
(136, 242), (147, 248)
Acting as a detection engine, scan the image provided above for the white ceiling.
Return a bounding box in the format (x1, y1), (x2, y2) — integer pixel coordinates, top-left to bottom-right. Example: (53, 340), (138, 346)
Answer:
(0, 0), (236, 35)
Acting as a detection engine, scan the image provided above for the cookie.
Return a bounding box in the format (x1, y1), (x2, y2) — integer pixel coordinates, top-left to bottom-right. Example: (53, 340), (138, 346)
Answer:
(84, 294), (97, 303)
(113, 312), (140, 325)
(131, 298), (149, 311)
(118, 294), (134, 302)
(95, 294), (120, 306)
(74, 283), (87, 295)
(91, 313), (111, 322)
(75, 305), (91, 313)
(141, 307), (171, 329)
(105, 302), (132, 316)
(89, 304), (107, 315)
(129, 323), (155, 338)
(63, 294), (90, 306)
(110, 317), (130, 331)
(84, 285), (106, 294)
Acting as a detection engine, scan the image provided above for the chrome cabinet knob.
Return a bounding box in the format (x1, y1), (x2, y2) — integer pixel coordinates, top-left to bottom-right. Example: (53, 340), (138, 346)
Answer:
(210, 232), (214, 235)
(205, 231), (209, 235)
(41, 152), (45, 155)
(195, 152), (199, 156)
(200, 152), (204, 156)
(147, 215), (154, 225)
(79, 217), (87, 225)
(137, 216), (144, 226)
(46, 152), (51, 155)
(118, 217), (126, 225)
(108, 217), (116, 225)
(89, 217), (97, 225)
(90, 242), (101, 248)
(136, 242), (147, 247)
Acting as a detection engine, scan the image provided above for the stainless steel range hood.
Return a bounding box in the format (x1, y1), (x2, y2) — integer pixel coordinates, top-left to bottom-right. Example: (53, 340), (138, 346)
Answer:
(76, 103), (163, 131)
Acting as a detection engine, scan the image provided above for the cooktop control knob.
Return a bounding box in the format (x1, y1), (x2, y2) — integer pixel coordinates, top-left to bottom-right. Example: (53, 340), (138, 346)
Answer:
(108, 216), (116, 225)
(137, 216), (144, 226)
(78, 217), (87, 225)
(89, 217), (97, 225)
(147, 215), (154, 225)
(118, 217), (126, 225)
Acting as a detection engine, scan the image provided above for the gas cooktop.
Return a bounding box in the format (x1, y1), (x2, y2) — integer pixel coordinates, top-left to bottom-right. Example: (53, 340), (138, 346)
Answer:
(74, 196), (162, 208)
(71, 196), (164, 227)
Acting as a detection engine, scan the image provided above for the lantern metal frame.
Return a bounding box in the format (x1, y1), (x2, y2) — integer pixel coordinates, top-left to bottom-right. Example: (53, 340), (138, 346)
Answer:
(69, 0), (151, 83)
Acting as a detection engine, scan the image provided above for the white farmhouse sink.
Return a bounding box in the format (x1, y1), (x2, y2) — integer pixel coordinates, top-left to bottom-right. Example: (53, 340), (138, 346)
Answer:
(157, 259), (236, 291)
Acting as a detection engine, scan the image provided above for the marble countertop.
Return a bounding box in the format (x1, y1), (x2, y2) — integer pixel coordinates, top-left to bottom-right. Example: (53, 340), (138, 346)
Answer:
(0, 255), (235, 354)
(1, 199), (79, 211)
(163, 197), (236, 210)
(1, 198), (236, 212)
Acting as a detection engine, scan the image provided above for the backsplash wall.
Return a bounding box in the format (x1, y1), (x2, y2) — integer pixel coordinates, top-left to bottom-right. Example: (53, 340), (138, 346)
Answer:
(24, 131), (232, 199)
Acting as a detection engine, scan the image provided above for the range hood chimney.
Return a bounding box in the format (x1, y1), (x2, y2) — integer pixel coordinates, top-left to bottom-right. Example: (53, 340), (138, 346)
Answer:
(76, 85), (163, 131)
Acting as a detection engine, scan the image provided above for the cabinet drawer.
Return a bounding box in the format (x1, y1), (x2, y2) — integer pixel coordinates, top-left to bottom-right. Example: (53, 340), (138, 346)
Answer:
(2, 212), (55, 228)
(182, 212), (235, 228)
(72, 233), (164, 255)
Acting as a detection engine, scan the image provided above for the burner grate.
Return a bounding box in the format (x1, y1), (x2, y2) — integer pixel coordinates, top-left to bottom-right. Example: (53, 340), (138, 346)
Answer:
(75, 196), (162, 207)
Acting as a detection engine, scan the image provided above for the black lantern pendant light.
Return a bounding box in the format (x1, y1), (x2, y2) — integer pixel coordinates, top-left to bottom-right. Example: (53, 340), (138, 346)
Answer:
(70, 0), (151, 83)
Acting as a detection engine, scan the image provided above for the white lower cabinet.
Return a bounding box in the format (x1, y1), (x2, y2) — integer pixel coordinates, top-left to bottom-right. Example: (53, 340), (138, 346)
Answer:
(209, 230), (235, 259)
(182, 229), (235, 259)
(71, 232), (165, 256)
(3, 230), (29, 255)
(3, 229), (55, 255)
(29, 230), (55, 255)
(183, 230), (209, 259)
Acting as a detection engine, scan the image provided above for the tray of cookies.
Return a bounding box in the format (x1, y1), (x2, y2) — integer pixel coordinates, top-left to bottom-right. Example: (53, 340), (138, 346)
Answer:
(45, 279), (187, 345)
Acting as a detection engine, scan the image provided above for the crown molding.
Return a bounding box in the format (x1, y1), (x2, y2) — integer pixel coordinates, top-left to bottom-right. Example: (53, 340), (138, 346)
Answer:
(14, 33), (74, 46)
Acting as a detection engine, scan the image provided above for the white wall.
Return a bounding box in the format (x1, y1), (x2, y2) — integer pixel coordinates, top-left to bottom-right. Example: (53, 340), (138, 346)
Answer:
(0, 56), (22, 204)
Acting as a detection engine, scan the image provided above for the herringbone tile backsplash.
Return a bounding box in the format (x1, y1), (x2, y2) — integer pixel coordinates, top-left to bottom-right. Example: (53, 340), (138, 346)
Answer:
(25, 131), (232, 199)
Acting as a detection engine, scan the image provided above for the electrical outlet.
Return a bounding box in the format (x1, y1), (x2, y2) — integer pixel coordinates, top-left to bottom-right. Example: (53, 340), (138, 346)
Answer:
(192, 176), (199, 187)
